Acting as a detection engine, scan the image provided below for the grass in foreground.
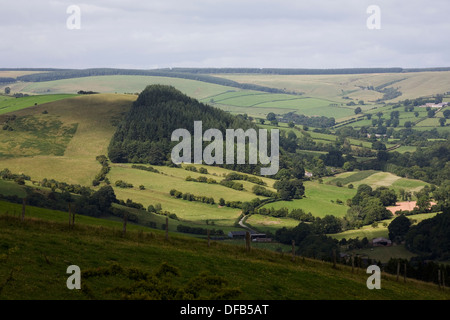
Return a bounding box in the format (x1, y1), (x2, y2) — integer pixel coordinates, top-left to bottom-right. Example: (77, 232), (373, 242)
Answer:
(1, 204), (448, 300)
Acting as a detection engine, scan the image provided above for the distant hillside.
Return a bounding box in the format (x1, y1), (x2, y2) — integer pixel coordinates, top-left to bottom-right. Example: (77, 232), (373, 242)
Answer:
(12, 68), (291, 94)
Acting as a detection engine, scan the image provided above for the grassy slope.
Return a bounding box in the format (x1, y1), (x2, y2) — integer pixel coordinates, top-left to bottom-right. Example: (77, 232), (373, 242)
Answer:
(325, 171), (428, 194)
(0, 92), (277, 230)
(201, 90), (345, 119)
(107, 162), (282, 230)
(249, 170), (428, 233)
(0, 94), (76, 115)
(214, 72), (450, 103)
(332, 212), (438, 241)
(0, 208), (448, 300)
(0, 94), (136, 186)
(10, 75), (234, 101)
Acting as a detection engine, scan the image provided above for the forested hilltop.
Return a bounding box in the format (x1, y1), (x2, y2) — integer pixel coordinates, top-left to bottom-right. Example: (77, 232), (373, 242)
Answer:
(108, 84), (256, 166)
(108, 85), (308, 179)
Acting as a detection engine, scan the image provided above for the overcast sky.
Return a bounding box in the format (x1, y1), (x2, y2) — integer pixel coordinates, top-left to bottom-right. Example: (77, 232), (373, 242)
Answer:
(1, 0), (449, 69)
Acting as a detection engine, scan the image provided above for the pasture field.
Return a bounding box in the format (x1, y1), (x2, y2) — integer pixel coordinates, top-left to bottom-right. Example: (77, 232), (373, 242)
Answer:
(391, 145), (417, 154)
(331, 212), (438, 241)
(245, 214), (301, 233)
(0, 94), (136, 185)
(214, 71), (450, 103)
(1, 210), (448, 300)
(251, 170), (430, 233)
(258, 123), (379, 150)
(352, 245), (417, 264)
(9, 75), (235, 101)
(107, 164), (254, 228)
(0, 77), (441, 242)
(0, 94), (76, 115)
(0, 113), (78, 157)
(256, 180), (357, 227)
(5, 72), (449, 131)
(203, 94), (350, 120)
(357, 172), (427, 193)
(339, 103), (449, 133)
(326, 170), (378, 186)
(325, 170), (428, 194)
(0, 180), (27, 197)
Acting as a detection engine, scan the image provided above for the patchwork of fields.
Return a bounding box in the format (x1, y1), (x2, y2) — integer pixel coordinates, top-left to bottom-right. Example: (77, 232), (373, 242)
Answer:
(0, 72), (444, 254)
(0, 84), (435, 236)
(0, 70), (448, 301)
(214, 71), (450, 103)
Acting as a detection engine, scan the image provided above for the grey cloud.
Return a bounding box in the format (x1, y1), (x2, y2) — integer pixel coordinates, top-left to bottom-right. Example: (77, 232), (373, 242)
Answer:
(0, 0), (448, 68)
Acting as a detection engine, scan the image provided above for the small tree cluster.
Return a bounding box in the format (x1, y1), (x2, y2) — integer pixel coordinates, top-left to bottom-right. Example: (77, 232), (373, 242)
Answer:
(169, 189), (215, 205)
(186, 176), (217, 184)
(115, 180), (133, 188)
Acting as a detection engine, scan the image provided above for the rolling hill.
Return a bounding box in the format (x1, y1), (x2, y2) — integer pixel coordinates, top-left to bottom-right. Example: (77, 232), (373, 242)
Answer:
(0, 206), (448, 300)
(0, 71), (448, 301)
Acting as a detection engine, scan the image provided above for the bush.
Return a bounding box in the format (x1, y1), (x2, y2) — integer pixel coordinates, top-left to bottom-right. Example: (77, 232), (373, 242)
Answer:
(220, 180), (244, 191)
(115, 180), (133, 188)
(185, 165), (197, 172)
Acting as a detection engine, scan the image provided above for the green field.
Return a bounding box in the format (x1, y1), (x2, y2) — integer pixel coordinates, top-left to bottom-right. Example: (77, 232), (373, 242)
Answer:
(203, 91), (351, 119)
(325, 171), (428, 194)
(0, 71), (448, 301)
(326, 170), (378, 186)
(0, 94), (76, 115)
(0, 94), (136, 185)
(0, 207), (448, 300)
(0, 92), (278, 231)
(332, 212), (438, 241)
(248, 170), (430, 233)
(215, 71), (450, 103)
(248, 180), (358, 233)
(0, 180), (27, 198)
(8, 75), (235, 101)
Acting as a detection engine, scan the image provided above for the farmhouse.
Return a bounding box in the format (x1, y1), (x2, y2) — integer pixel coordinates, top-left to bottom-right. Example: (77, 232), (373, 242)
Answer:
(227, 231), (268, 240)
(228, 231), (247, 239)
(419, 102), (448, 108)
(371, 237), (392, 247)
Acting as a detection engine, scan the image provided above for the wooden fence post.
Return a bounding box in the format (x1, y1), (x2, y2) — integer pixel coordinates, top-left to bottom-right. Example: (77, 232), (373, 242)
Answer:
(404, 263), (407, 283)
(291, 240), (295, 262)
(207, 229), (211, 247)
(396, 261), (400, 282)
(21, 198), (26, 222)
(68, 203), (72, 227)
(332, 249), (337, 269)
(443, 268), (446, 289)
(165, 217), (169, 241)
(438, 269), (442, 290)
(351, 255), (354, 273)
(245, 231), (251, 252)
(122, 213), (127, 236)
